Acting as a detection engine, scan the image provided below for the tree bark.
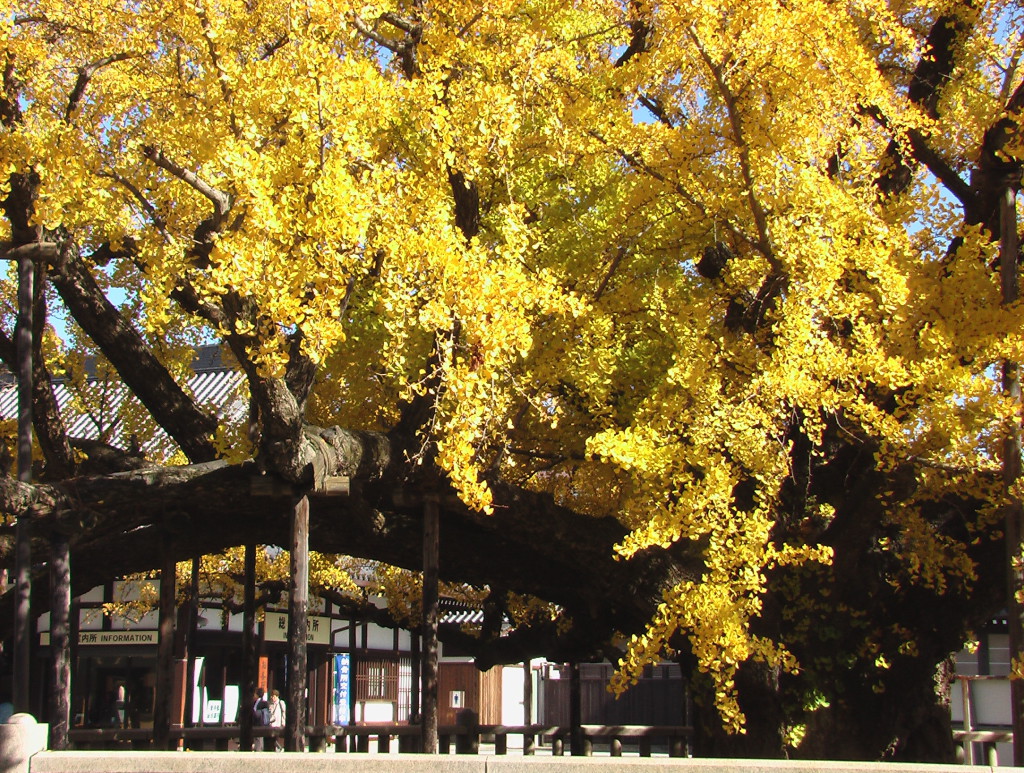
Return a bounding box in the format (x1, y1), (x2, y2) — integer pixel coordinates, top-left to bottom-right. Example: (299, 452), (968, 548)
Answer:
(49, 249), (218, 464)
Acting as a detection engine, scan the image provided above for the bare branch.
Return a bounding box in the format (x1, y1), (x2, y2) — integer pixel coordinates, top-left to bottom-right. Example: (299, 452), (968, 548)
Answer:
(352, 15), (403, 53)
(65, 53), (135, 122)
(98, 170), (170, 238)
(380, 12), (418, 34)
(194, 3), (238, 136)
(141, 146), (231, 222)
(690, 28), (777, 267)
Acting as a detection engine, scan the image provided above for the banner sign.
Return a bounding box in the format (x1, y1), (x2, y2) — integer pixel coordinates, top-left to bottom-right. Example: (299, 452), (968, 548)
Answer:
(264, 611), (331, 645)
(333, 653), (351, 726)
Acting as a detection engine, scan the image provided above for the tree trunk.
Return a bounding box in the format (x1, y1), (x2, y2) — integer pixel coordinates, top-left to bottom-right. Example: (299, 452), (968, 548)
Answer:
(690, 660), (786, 759)
(797, 657), (956, 762)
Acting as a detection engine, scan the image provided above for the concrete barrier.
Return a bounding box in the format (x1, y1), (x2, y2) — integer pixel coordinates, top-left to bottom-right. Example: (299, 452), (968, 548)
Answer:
(25, 752), (1002, 773)
(0, 715), (49, 773)
(29, 752), (480, 773)
(486, 760), (988, 773)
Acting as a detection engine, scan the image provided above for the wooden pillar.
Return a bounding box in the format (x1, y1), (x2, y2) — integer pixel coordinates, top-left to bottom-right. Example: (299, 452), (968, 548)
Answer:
(153, 545), (177, 749)
(12, 253), (33, 714)
(239, 542), (257, 751)
(569, 662), (582, 756)
(287, 496), (310, 752)
(183, 555), (200, 730)
(1000, 186), (1024, 766)
(48, 533), (70, 749)
(410, 630), (421, 724)
(523, 660), (534, 755)
(421, 498), (439, 754)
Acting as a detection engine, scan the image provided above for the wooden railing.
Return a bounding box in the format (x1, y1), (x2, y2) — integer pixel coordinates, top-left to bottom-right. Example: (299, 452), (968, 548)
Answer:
(953, 674), (1013, 765)
(68, 722), (694, 756)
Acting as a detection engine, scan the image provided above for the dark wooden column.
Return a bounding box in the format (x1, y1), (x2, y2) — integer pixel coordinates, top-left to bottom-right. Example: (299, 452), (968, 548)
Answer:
(1000, 186), (1024, 766)
(183, 555), (200, 729)
(240, 542), (257, 751)
(12, 252), (34, 714)
(410, 631), (421, 723)
(421, 498), (439, 754)
(523, 659), (534, 755)
(48, 533), (71, 749)
(287, 496), (310, 752)
(153, 544), (177, 749)
(569, 662), (582, 755)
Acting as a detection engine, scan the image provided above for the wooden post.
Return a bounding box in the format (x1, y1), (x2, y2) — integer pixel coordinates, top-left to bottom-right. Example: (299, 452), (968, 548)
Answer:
(12, 253), (33, 714)
(455, 708), (479, 754)
(421, 498), (440, 754)
(410, 630), (421, 724)
(569, 662), (582, 756)
(153, 546), (176, 749)
(523, 660), (534, 755)
(48, 533), (70, 749)
(183, 555), (200, 731)
(287, 496), (310, 752)
(1000, 186), (1024, 766)
(960, 676), (975, 765)
(240, 542), (256, 751)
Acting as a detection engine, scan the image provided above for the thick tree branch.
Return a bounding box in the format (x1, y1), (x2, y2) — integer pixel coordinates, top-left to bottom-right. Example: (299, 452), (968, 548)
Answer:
(141, 146), (231, 223)
(876, 6), (977, 199)
(48, 242), (219, 463)
(65, 53), (135, 122)
(0, 296), (74, 479)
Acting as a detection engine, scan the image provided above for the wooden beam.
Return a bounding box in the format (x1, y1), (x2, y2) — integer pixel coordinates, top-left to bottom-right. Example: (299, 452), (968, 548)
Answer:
(316, 476), (350, 496)
(0, 241), (58, 261)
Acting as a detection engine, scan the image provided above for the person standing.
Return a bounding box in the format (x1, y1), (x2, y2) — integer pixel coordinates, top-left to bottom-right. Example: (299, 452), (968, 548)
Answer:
(268, 689), (286, 751)
(251, 688), (269, 751)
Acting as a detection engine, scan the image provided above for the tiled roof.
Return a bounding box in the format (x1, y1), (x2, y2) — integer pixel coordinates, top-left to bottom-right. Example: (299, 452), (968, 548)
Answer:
(0, 344), (246, 457)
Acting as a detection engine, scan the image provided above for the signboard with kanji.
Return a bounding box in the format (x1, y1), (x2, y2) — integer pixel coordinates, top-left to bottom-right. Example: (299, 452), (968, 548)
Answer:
(264, 611), (330, 645)
(78, 630), (158, 645)
(333, 653), (351, 726)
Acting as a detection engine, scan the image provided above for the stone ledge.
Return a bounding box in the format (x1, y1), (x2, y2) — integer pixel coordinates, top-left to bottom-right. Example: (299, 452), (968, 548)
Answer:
(26, 752), (1003, 773)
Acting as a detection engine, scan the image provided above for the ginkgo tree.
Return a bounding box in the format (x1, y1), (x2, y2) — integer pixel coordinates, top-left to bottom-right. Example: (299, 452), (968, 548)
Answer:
(0, 0), (1021, 760)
